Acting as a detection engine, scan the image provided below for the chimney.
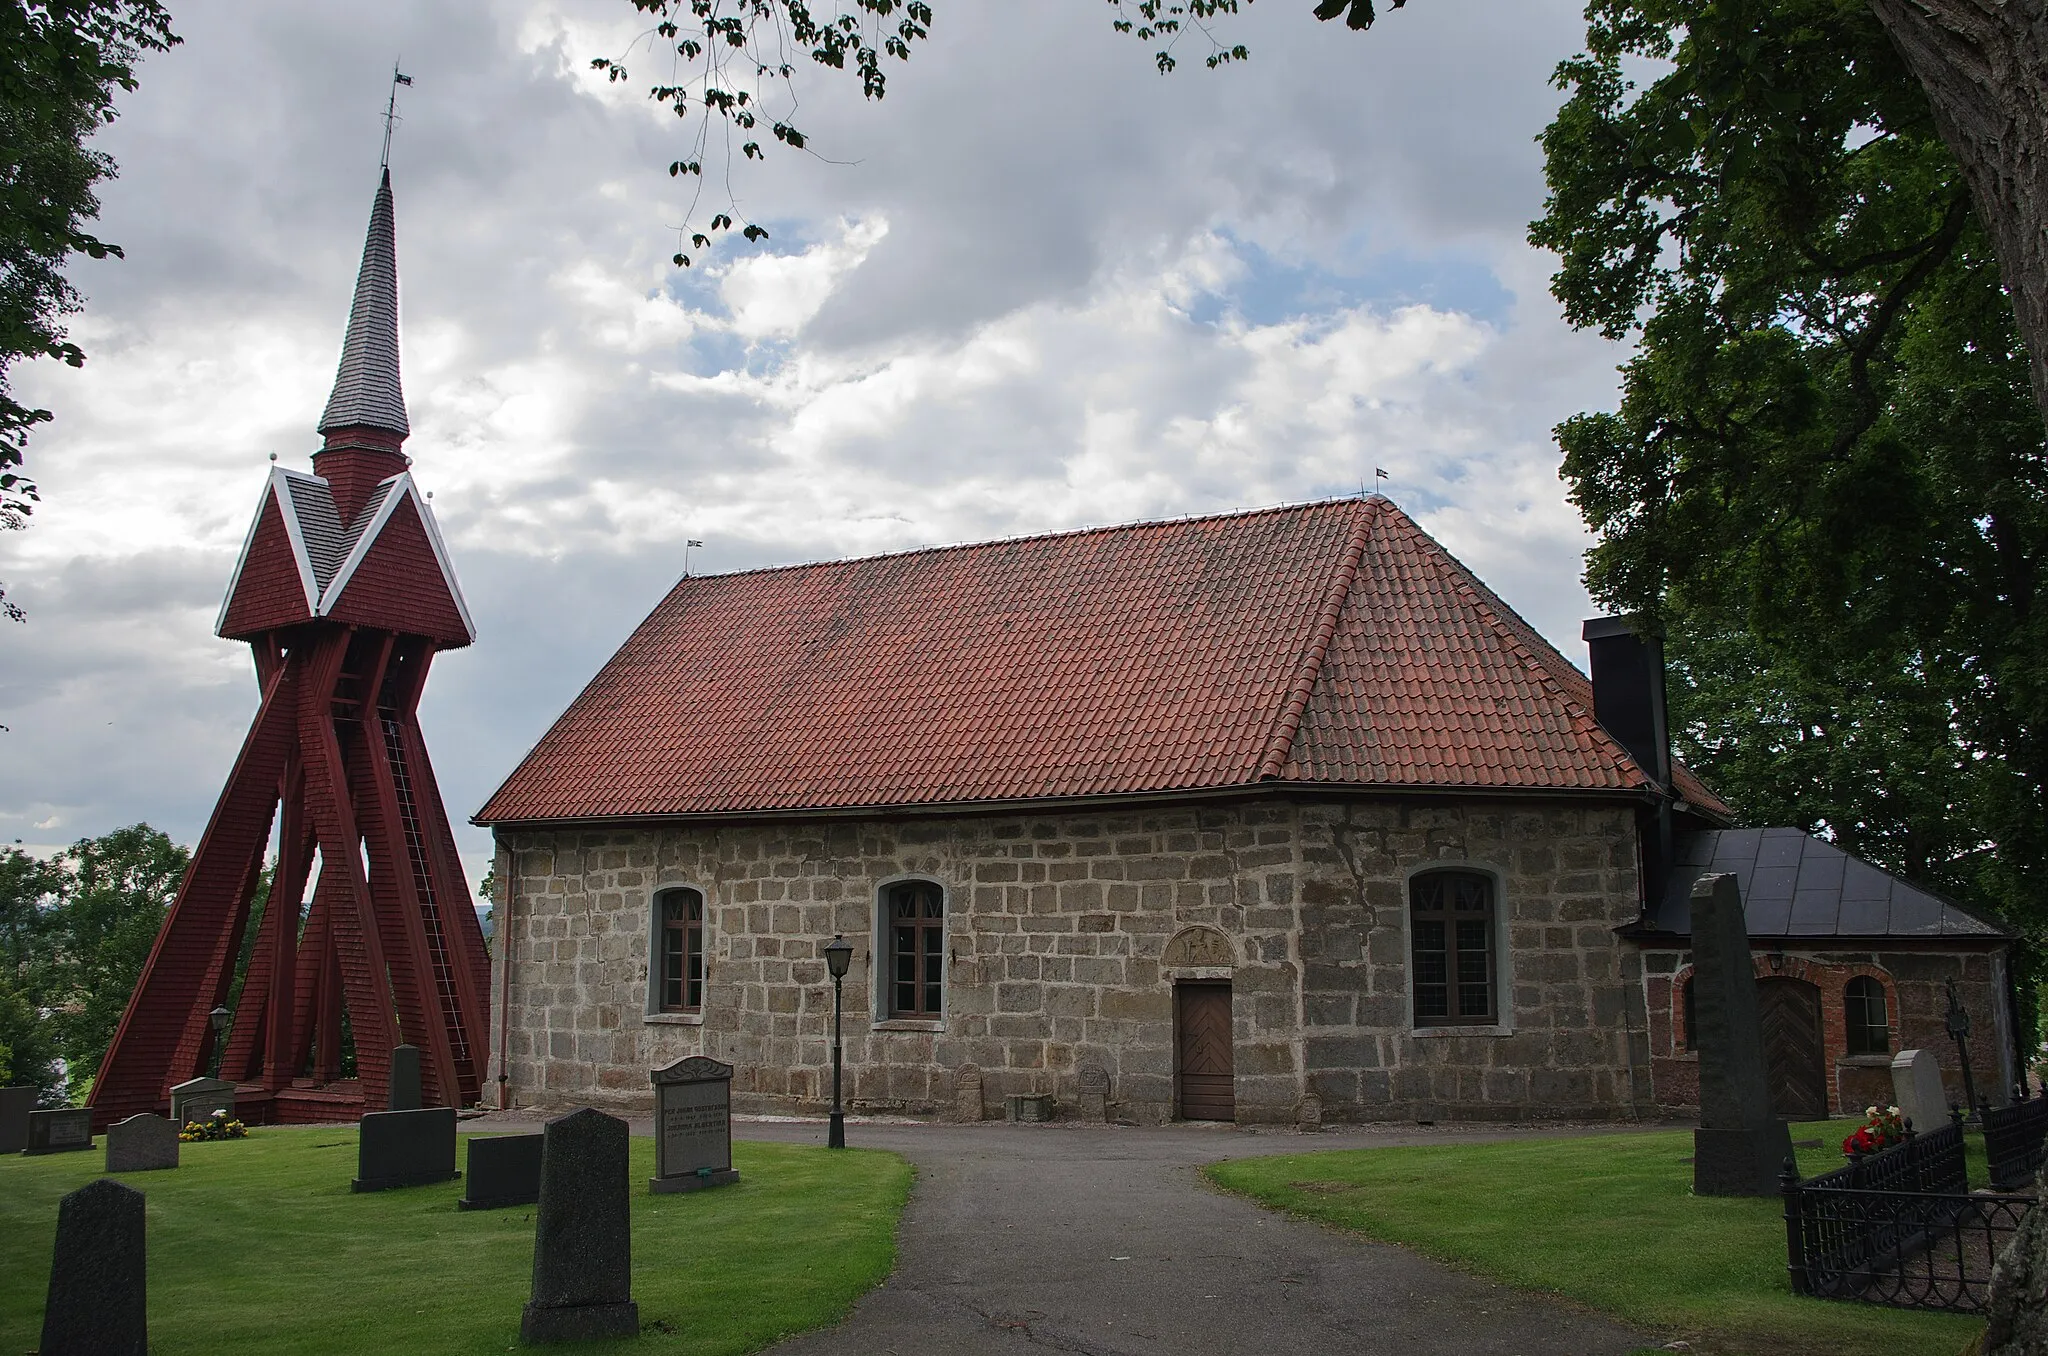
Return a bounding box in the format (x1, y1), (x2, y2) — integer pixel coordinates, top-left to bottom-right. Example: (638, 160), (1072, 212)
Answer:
(1585, 615), (1676, 911)
(1581, 616), (1672, 788)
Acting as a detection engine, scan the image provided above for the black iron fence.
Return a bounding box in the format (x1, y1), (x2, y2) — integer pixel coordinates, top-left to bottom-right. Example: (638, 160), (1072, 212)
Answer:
(1984, 1089), (2048, 1192)
(1783, 1121), (2036, 1314)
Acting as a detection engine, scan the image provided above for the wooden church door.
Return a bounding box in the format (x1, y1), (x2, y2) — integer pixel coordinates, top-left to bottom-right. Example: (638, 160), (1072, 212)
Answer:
(1176, 982), (1235, 1121)
(1757, 977), (1828, 1119)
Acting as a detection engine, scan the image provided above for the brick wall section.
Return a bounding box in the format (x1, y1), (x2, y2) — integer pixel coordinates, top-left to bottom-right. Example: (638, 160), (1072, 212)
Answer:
(490, 796), (1648, 1124)
(1642, 948), (2013, 1118)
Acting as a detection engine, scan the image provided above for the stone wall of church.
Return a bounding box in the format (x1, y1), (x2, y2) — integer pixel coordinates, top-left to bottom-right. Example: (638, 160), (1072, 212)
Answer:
(487, 795), (1647, 1124)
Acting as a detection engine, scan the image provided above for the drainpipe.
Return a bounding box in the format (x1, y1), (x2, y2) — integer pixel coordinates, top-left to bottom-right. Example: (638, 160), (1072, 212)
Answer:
(495, 838), (515, 1110)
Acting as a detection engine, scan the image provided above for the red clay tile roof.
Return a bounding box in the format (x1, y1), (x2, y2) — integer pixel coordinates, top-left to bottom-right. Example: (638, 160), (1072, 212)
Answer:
(476, 498), (1731, 823)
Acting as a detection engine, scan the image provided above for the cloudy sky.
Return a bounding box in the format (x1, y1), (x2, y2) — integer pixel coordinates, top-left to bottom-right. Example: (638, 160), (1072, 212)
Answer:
(1, 0), (1635, 889)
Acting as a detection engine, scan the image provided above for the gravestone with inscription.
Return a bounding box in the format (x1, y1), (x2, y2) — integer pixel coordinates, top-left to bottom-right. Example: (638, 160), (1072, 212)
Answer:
(0, 1085), (35, 1153)
(1076, 1065), (1110, 1122)
(523, 1108), (638, 1343)
(23, 1107), (93, 1155)
(460, 1133), (544, 1211)
(1690, 873), (1793, 1195)
(168, 1076), (235, 1130)
(39, 1177), (146, 1356)
(650, 1056), (739, 1193)
(1892, 1049), (1948, 1133)
(352, 1106), (458, 1192)
(952, 1064), (985, 1123)
(105, 1114), (178, 1173)
(388, 1044), (423, 1111)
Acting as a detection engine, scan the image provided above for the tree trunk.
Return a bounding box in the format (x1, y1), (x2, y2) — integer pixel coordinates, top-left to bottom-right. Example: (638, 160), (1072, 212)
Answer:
(1866, 0), (2048, 432)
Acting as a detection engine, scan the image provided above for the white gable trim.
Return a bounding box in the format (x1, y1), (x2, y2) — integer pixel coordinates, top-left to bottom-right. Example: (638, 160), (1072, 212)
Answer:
(317, 472), (477, 643)
(215, 468), (321, 636)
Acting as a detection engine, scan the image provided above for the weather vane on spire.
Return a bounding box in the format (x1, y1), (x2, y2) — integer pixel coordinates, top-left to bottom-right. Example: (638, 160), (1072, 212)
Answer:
(381, 62), (413, 169)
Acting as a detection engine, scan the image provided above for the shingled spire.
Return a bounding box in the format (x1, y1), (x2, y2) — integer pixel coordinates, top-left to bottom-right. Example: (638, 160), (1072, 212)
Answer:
(314, 168), (411, 522)
(319, 168), (409, 438)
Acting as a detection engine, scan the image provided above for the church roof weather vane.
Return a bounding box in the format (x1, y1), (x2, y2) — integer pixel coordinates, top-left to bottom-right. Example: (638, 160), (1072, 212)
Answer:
(381, 63), (413, 170)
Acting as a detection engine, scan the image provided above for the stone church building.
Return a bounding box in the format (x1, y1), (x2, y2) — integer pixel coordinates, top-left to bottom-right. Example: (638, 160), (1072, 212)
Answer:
(477, 497), (2016, 1124)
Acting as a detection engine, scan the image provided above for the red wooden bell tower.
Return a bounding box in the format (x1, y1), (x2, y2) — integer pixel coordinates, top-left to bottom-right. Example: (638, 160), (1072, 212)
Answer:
(90, 168), (489, 1127)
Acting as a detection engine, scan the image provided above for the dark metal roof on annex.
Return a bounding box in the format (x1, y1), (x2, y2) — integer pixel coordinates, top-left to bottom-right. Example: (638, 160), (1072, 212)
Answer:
(1643, 827), (2009, 942)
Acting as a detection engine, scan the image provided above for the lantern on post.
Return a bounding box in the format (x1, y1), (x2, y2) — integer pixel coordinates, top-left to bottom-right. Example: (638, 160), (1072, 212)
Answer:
(823, 935), (853, 1149)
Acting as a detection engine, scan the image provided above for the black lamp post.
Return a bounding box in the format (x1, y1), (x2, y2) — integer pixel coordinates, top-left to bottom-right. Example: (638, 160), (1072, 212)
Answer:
(824, 935), (853, 1149)
(209, 1005), (232, 1080)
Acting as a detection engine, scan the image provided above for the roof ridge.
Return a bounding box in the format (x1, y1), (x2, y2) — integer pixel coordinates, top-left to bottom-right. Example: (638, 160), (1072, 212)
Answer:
(1379, 504), (1648, 788)
(1256, 499), (1374, 780)
(663, 497), (1375, 588)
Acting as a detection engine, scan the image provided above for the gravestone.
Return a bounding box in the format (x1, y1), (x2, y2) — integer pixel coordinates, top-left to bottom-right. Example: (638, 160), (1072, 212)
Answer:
(1076, 1065), (1110, 1123)
(39, 1177), (146, 1356)
(952, 1064), (984, 1123)
(1295, 1091), (1325, 1133)
(352, 1106), (458, 1192)
(1690, 873), (1794, 1195)
(388, 1044), (423, 1111)
(0, 1085), (36, 1153)
(105, 1114), (178, 1173)
(459, 1133), (544, 1211)
(522, 1107), (638, 1343)
(168, 1076), (235, 1130)
(23, 1107), (93, 1156)
(650, 1056), (739, 1193)
(1891, 1049), (1948, 1133)
(1006, 1093), (1054, 1123)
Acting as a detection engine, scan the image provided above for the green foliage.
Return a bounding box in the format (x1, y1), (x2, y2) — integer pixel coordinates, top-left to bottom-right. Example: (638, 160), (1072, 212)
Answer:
(0, 976), (60, 1098)
(0, 0), (178, 621)
(0, 1130), (911, 1353)
(1531, 1), (2047, 977)
(177, 1108), (247, 1141)
(1208, 1127), (1984, 1355)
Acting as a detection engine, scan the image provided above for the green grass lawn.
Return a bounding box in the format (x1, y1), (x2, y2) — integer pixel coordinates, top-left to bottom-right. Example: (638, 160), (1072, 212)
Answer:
(1206, 1123), (1988, 1356)
(0, 1126), (910, 1355)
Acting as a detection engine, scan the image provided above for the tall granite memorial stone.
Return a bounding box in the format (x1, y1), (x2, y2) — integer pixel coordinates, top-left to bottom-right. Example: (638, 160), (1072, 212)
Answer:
(0, 1085), (36, 1153)
(650, 1056), (739, 1193)
(39, 1178), (147, 1356)
(522, 1108), (638, 1342)
(388, 1044), (423, 1111)
(1690, 873), (1793, 1195)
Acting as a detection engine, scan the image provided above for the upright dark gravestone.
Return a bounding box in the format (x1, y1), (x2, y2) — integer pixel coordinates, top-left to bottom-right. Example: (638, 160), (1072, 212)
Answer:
(650, 1056), (739, 1193)
(352, 1106), (458, 1192)
(105, 1114), (179, 1173)
(1691, 872), (1793, 1195)
(40, 1178), (146, 1356)
(388, 1043), (423, 1111)
(523, 1108), (638, 1343)
(459, 1132), (544, 1211)
(23, 1107), (93, 1155)
(0, 1085), (36, 1153)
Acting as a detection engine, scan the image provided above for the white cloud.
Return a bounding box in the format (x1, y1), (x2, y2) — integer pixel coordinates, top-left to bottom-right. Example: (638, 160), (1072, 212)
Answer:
(0, 0), (1629, 889)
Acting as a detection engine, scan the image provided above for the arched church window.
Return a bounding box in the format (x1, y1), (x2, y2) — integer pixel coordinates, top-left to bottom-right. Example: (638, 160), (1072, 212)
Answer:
(1409, 869), (1497, 1027)
(885, 880), (945, 1018)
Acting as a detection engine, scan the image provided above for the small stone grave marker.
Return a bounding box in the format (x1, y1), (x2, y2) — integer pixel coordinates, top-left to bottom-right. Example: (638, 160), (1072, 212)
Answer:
(1006, 1092), (1054, 1123)
(1295, 1091), (1325, 1133)
(522, 1107), (638, 1343)
(650, 1056), (739, 1193)
(953, 1064), (984, 1123)
(168, 1076), (235, 1130)
(1076, 1065), (1110, 1123)
(39, 1177), (146, 1356)
(0, 1085), (36, 1153)
(352, 1106), (458, 1192)
(1892, 1049), (1948, 1133)
(105, 1114), (178, 1173)
(23, 1107), (93, 1156)
(388, 1044), (424, 1111)
(459, 1133), (544, 1211)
